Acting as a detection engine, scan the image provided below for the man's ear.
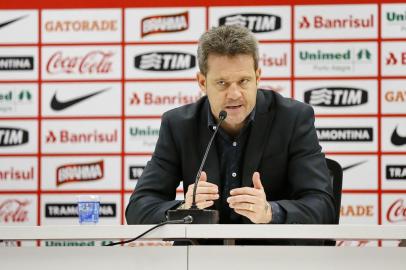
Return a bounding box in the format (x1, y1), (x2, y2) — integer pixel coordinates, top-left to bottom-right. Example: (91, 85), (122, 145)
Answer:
(255, 68), (262, 85)
(196, 72), (207, 94)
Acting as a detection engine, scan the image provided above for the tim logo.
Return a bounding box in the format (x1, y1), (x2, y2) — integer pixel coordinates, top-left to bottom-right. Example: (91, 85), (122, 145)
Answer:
(129, 166), (145, 180)
(304, 87), (368, 107)
(45, 203), (116, 218)
(219, 13), (281, 33)
(316, 127), (373, 142)
(134, 52), (196, 71)
(0, 127), (29, 146)
(56, 160), (104, 186)
(141, 11), (189, 37)
(386, 165), (406, 180)
(0, 57), (34, 71)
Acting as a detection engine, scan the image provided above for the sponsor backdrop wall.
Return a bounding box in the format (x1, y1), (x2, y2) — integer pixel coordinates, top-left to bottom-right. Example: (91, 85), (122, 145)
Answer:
(1, 0), (405, 246)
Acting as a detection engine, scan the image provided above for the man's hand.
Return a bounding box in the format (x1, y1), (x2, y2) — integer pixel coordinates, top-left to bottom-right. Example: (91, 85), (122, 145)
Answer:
(184, 171), (219, 209)
(227, 172), (272, 223)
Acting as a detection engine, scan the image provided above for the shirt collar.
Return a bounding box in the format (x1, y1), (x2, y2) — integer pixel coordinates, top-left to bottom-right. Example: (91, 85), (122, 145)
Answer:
(207, 104), (256, 131)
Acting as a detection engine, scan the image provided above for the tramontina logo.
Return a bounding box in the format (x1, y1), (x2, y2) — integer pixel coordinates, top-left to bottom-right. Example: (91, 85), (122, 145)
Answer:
(129, 166), (145, 180)
(141, 11), (189, 37)
(0, 127), (29, 146)
(386, 165), (406, 180)
(219, 13), (281, 33)
(45, 203), (116, 218)
(0, 56), (34, 71)
(304, 87), (368, 107)
(134, 52), (196, 71)
(316, 127), (373, 142)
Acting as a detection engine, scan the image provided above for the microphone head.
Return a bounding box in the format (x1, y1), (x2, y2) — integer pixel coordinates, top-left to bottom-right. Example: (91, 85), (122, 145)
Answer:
(219, 110), (227, 121)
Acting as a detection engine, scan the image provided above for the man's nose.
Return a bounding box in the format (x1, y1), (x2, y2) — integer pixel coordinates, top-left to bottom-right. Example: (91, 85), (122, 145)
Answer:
(227, 83), (242, 99)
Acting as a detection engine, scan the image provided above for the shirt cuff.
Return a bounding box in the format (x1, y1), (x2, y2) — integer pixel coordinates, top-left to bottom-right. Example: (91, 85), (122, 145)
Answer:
(269, 201), (287, 224)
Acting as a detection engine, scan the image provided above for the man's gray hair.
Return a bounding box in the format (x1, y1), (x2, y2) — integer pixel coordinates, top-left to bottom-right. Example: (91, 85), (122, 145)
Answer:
(197, 25), (259, 75)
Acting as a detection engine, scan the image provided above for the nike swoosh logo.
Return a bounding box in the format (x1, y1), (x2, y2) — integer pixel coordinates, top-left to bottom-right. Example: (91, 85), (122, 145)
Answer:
(50, 88), (110, 111)
(342, 160), (368, 172)
(0, 15), (28, 30)
(391, 126), (406, 146)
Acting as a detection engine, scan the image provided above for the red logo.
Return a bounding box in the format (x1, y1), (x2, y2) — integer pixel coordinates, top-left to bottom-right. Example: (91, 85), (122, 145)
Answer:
(0, 199), (30, 223)
(129, 91), (201, 106)
(130, 93), (141, 105)
(386, 52), (406, 66)
(46, 51), (114, 75)
(299, 15), (374, 29)
(259, 53), (287, 67)
(45, 130), (118, 144)
(387, 199), (406, 223)
(299, 16), (310, 29)
(56, 160), (104, 186)
(141, 11), (189, 38)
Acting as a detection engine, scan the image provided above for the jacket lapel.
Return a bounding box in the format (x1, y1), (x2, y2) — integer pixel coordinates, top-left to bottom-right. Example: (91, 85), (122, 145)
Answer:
(242, 91), (276, 188)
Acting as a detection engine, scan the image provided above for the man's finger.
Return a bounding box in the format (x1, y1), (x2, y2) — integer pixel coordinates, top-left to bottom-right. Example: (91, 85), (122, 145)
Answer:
(196, 200), (214, 209)
(199, 171), (207, 182)
(195, 193), (219, 202)
(227, 194), (258, 204)
(230, 187), (260, 196)
(252, 172), (263, 190)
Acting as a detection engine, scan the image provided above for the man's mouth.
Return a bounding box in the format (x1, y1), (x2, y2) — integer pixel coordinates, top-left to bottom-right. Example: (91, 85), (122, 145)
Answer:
(225, 105), (242, 110)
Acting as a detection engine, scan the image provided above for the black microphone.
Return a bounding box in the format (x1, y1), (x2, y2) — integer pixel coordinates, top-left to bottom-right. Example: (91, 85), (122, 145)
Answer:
(167, 110), (227, 224)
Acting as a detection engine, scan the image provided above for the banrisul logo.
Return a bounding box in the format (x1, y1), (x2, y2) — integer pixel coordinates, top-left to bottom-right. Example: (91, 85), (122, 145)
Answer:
(219, 13), (281, 33)
(316, 127), (373, 142)
(304, 87), (368, 107)
(0, 127), (29, 146)
(129, 126), (159, 137)
(141, 11), (189, 37)
(134, 52), (196, 71)
(386, 165), (406, 180)
(299, 49), (372, 62)
(0, 56), (34, 71)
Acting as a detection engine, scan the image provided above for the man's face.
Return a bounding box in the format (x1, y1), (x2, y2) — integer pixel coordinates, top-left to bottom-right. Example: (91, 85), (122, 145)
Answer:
(197, 54), (261, 133)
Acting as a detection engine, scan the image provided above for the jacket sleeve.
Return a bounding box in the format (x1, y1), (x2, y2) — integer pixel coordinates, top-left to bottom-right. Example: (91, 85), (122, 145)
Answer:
(125, 113), (183, 224)
(276, 104), (336, 224)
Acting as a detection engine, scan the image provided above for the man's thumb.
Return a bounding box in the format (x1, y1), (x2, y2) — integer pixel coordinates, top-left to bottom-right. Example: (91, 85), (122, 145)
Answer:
(199, 171), (208, 182)
(252, 172), (263, 189)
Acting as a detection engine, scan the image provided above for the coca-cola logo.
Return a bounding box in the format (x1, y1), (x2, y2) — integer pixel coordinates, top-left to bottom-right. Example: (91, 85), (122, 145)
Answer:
(0, 199), (30, 223)
(46, 51), (114, 75)
(387, 199), (406, 223)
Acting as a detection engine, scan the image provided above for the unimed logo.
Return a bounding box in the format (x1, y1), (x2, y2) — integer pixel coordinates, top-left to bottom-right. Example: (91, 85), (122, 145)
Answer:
(316, 127), (373, 142)
(141, 11), (189, 37)
(56, 160), (104, 186)
(0, 57), (34, 71)
(129, 166), (145, 180)
(129, 126), (159, 137)
(0, 127), (29, 146)
(386, 165), (406, 180)
(219, 13), (281, 33)
(304, 87), (368, 107)
(134, 52), (196, 71)
(45, 203), (116, 218)
(299, 49), (371, 62)
(386, 11), (406, 23)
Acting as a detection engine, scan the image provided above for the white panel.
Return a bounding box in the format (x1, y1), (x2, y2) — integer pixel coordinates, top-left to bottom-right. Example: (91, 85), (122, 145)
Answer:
(0, 120), (38, 154)
(125, 81), (201, 116)
(42, 46), (121, 80)
(42, 82), (121, 116)
(42, 9), (122, 43)
(125, 7), (206, 42)
(381, 42), (406, 76)
(381, 117), (406, 152)
(0, 194), (37, 226)
(381, 4), (406, 38)
(295, 79), (377, 114)
(258, 80), (291, 98)
(0, 46), (38, 80)
(41, 119), (121, 154)
(0, 83), (38, 117)
(381, 80), (406, 114)
(315, 117), (378, 152)
(258, 43), (291, 77)
(125, 44), (198, 79)
(340, 194), (378, 224)
(41, 156), (121, 191)
(125, 119), (160, 153)
(295, 5), (377, 40)
(209, 6), (291, 40)
(0, 157), (37, 191)
(0, 10), (38, 44)
(295, 42), (377, 77)
(327, 155), (378, 190)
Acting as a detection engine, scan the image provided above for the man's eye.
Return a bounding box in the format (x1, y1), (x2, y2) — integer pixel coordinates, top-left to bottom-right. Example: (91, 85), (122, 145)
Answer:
(240, 79), (249, 86)
(217, 81), (226, 86)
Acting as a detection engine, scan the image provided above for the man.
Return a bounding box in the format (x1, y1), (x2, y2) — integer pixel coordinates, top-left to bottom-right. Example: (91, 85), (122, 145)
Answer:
(126, 25), (335, 235)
